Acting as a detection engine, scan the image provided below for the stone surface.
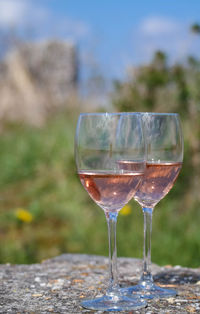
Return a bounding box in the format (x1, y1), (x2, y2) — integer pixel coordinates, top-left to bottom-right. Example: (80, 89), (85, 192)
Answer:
(0, 254), (200, 313)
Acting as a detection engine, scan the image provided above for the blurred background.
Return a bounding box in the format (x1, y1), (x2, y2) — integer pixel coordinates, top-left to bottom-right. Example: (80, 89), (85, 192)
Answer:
(0, 0), (200, 267)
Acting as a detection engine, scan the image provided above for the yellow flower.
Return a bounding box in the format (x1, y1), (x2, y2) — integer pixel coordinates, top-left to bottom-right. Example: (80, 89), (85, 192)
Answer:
(119, 204), (132, 216)
(16, 208), (33, 223)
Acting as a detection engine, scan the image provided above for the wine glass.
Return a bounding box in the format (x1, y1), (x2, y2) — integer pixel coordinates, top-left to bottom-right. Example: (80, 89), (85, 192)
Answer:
(75, 112), (147, 311)
(121, 113), (183, 299)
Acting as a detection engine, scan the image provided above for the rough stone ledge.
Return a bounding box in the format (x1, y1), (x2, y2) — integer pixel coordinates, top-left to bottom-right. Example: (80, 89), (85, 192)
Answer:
(0, 254), (200, 313)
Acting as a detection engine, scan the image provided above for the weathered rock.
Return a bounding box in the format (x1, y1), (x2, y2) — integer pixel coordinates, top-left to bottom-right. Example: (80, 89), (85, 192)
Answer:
(0, 254), (200, 313)
(0, 40), (78, 126)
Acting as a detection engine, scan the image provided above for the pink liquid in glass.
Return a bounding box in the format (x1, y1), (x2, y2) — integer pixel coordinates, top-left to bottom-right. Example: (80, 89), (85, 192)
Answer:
(118, 161), (182, 208)
(79, 171), (143, 212)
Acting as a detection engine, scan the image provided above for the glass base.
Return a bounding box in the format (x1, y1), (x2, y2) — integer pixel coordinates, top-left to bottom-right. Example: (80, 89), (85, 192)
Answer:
(122, 282), (177, 300)
(81, 294), (147, 311)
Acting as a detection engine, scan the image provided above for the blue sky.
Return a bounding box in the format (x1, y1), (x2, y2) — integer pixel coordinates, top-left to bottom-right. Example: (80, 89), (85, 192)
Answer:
(0, 0), (200, 79)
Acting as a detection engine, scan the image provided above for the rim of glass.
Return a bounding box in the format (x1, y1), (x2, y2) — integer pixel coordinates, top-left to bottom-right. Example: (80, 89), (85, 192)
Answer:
(139, 112), (179, 116)
(78, 112), (179, 116)
(78, 112), (141, 116)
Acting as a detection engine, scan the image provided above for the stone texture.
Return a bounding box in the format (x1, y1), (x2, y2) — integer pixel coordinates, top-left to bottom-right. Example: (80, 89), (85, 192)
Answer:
(0, 254), (200, 313)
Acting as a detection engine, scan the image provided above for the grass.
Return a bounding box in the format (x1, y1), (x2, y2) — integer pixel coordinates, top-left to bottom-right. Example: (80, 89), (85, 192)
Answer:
(0, 111), (199, 267)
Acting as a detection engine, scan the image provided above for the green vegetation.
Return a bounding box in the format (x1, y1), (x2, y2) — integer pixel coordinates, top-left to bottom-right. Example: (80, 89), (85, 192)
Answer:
(1, 25), (200, 266)
(0, 104), (200, 267)
(113, 50), (200, 268)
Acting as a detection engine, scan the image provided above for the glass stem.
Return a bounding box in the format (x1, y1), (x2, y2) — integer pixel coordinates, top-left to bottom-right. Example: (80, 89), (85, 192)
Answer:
(140, 207), (153, 286)
(105, 211), (119, 293)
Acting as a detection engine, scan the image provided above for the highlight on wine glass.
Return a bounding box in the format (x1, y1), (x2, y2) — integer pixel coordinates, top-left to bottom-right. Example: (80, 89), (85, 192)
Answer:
(75, 112), (147, 311)
(121, 112), (184, 299)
